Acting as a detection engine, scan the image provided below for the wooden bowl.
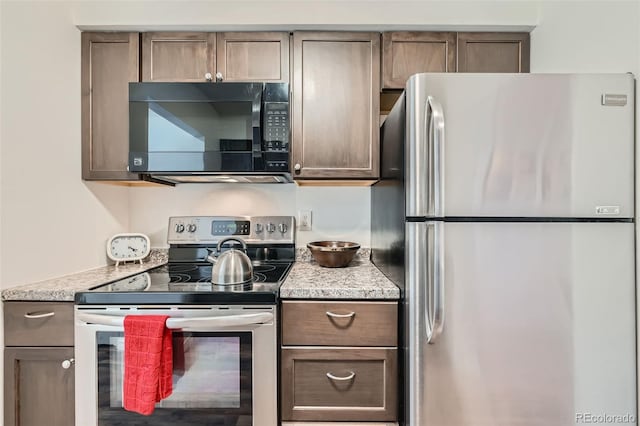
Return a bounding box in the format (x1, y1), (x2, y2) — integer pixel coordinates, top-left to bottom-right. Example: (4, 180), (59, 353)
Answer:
(307, 241), (361, 268)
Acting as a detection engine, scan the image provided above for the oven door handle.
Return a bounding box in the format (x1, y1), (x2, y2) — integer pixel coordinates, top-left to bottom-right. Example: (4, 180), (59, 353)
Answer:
(76, 312), (274, 329)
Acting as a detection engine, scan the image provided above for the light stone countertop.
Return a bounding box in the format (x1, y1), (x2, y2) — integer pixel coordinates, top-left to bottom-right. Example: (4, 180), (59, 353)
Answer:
(281, 249), (400, 300)
(1, 248), (400, 302)
(1, 250), (168, 302)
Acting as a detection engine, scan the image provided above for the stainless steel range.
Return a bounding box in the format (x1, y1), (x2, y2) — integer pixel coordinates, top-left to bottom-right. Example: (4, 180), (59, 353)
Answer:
(74, 216), (295, 426)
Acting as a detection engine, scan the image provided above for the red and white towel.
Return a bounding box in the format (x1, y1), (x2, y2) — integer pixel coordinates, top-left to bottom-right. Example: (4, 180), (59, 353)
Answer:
(123, 315), (173, 415)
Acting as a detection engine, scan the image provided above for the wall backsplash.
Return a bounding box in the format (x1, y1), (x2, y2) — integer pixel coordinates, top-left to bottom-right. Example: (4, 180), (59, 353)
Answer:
(128, 184), (371, 247)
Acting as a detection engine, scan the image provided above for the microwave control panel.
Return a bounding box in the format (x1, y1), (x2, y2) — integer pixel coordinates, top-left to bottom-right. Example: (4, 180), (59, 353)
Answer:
(263, 102), (289, 153)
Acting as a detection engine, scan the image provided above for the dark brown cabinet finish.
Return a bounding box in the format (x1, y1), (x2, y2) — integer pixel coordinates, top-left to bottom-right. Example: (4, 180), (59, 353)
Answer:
(457, 32), (530, 73)
(292, 32), (380, 180)
(280, 300), (398, 423)
(4, 302), (75, 426)
(382, 31), (456, 89)
(81, 32), (140, 180)
(216, 32), (290, 82)
(281, 347), (397, 422)
(282, 301), (397, 346)
(5, 348), (75, 426)
(4, 302), (74, 346)
(142, 32), (216, 82)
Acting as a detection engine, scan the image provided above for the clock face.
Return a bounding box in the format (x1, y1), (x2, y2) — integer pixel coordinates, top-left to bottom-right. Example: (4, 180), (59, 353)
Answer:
(107, 233), (150, 262)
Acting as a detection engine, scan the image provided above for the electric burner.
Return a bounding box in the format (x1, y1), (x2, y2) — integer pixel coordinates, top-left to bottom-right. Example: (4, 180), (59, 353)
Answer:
(75, 216), (296, 305)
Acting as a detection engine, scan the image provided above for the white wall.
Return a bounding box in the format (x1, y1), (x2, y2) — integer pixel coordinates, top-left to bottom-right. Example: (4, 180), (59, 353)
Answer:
(0, 2), (131, 290)
(531, 1), (639, 73)
(129, 184), (371, 247)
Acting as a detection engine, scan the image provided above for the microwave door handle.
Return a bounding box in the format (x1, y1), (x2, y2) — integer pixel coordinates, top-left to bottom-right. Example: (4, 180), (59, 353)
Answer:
(76, 312), (274, 329)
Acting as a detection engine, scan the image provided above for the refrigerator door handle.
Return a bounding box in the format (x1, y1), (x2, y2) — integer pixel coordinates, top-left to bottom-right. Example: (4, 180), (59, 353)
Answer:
(426, 96), (445, 217)
(426, 221), (445, 344)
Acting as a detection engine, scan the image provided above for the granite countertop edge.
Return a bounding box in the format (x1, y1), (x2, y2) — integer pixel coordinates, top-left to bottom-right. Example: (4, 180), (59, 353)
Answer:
(281, 249), (400, 300)
(1, 249), (169, 302)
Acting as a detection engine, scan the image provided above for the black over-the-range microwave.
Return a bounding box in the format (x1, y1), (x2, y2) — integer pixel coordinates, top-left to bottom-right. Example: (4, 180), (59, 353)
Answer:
(129, 82), (291, 184)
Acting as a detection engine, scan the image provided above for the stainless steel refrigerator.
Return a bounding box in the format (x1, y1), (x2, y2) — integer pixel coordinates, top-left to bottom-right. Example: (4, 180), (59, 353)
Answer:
(371, 73), (636, 426)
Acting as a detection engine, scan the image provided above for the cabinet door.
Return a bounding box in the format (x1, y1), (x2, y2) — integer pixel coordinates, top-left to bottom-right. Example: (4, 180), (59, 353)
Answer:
(141, 32), (216, 82)
(281, 347), (397, 421)
(382, 32), (456, 89)
(81, 32), (140, 180)
(292, 32), (380, 180)
(216, 32), (290, 82)
(457, 32), (530, 73)
(4, 347), (75, 426)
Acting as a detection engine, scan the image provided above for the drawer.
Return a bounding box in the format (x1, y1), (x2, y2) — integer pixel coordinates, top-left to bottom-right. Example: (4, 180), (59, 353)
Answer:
(281, 347), (397, 422)
(4, 302), (74, 346)
(282, 301), (397, 346)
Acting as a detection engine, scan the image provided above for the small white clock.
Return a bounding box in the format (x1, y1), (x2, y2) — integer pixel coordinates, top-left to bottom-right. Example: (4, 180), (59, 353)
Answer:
(106, 233), (151, 266)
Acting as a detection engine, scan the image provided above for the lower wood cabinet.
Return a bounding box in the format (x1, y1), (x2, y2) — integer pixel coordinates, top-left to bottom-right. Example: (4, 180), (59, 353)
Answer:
(282, 300), (397, 347)
(281, 300), (399, 423)
(4, 302), (75, 426)
(281, 347), (397, 422)
(4, 347), (75, 426)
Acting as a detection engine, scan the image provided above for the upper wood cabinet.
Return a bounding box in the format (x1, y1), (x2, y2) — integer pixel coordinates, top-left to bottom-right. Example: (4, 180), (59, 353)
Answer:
(216, 32), (290, 82)
(81, 32), (140, 181)
(292, 32), (380, 180)
(382, 32), (456, 89)
(380, 31), (530, 89)
(142, 32), (216, 82)
(457, 32), (530, 73)
(141, 32), (290, 83)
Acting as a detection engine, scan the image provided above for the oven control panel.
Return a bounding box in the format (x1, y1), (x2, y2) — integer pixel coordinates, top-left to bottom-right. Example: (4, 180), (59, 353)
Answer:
(168, 216), (295, 245)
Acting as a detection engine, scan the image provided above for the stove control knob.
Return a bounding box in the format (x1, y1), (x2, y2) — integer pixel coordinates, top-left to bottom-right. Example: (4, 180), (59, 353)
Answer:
(175, 223), (185, 233)
(278, 223), (288, 234)
(255, 223), (264, 233)
(187, 224), (197, 233)
(266, 223), (276, 233)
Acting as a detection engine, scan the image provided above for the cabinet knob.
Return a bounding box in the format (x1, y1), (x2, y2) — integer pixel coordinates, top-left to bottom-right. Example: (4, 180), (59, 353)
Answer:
(294, 163), (301, 172)
(204, 72), (213, 82)
(61, 358), (75, 369)
(215, 72), (224, 82)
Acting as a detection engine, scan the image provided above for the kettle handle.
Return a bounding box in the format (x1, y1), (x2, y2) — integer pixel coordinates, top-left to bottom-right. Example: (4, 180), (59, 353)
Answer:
(217, 237), (248, 253)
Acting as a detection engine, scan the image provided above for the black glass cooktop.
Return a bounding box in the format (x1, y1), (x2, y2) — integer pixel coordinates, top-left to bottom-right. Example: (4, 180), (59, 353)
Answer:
(74, 262), (293, 305)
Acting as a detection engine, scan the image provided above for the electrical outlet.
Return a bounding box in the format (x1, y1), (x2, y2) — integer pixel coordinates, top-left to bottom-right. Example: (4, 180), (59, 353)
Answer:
(298, 210), (312, 231)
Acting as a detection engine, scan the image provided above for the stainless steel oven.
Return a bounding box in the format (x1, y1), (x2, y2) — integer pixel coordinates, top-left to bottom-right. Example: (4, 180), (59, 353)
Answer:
(74, 215), (296, 426)
(74, 304), (276, 426)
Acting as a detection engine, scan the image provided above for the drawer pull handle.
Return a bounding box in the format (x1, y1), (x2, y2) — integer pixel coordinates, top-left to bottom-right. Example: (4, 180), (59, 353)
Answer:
(326, 371), (356, 381)
(24, 311), (55, 319)
(326, 311), (355, 319)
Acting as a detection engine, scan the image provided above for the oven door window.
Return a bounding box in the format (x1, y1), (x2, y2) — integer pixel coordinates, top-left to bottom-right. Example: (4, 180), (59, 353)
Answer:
(97, 331), (252, 426)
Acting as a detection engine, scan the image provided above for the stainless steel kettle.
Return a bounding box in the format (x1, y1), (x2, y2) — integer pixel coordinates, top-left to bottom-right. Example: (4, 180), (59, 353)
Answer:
(206, 237), (253, 285)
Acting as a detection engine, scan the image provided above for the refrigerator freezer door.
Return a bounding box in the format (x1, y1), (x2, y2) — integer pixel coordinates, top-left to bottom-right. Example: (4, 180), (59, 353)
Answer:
(405, 221), (636, 426)
(405, 73), (635, 218)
